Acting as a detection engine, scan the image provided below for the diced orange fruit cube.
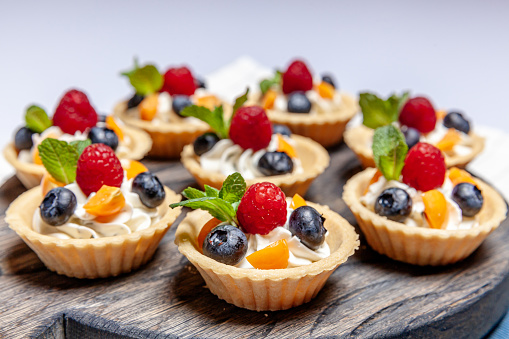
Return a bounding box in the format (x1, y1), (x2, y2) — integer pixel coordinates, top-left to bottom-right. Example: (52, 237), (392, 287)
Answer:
(436, 109), (447, 120)
(33, 147), (43, 165)
(317, 81), (335, 99)
(436, 129), (461, 152)
(196, 218), (222, 253)
(364, 170), (383, 195)
(422, 190), (448, 229)
(276, 134), (297, 158)
(290, 193), (307, 209)
(123, 160), (148, 180)
(448, 167), (477, 187)
(106, 115), (124, 141)
(246, 239), (289, 269)
(195, 95), (221, 111)
(262, 89), (277, 109)
(84, 185), (125, 217)
(139, 94), (159, 121)
(41, 172), (65, 196)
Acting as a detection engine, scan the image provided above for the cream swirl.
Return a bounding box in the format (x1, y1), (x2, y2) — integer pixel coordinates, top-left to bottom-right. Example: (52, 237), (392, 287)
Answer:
(273, 88), (343, 115)
(33, 177), (163, 239)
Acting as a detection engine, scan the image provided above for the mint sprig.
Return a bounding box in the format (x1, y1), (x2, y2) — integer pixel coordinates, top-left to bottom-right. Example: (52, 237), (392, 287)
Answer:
(121, 58), (163, 96)
(38, 139), (91, 184)
(359, 92), (409, 129)
(259, 70), (282, 95)
(372, 125), (408, 181)
(25, 105), (52, 133)
(170, 173), (247, 225)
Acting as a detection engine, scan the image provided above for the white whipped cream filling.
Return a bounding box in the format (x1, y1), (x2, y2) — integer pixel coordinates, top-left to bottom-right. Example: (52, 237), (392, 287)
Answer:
(272, 87), (342, 115)
(236, 200), (330, 268)
(149, 89), (213, 125)
(199, 134), (303, 180)
(361, 175), (478, 230)
(33, 176), (162, 239)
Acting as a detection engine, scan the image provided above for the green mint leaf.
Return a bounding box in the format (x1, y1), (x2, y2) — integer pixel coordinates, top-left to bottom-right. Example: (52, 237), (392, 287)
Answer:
(360, 92), (409, 129)
(170, 197), (237, 225)
(180, 105), (228, 139)
(70, 139), (91, 156)
(121, 61), (162, 95)
(38, 139), (79, 184)
(182, 187), (207, 200)
(218, 172), (246, 203)
(25, 105), (52, 133)
(232, 88), (249, 114)
(372, 125), (408, 181)
(231, 201), (240, 212)
(204, 185), (220, 198)
(259, 70), (282, 95)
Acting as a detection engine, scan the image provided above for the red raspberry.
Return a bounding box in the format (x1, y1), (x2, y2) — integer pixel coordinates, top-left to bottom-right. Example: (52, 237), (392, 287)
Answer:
(237, 182), (287, 235)
(161, 66), (196, 96)
(76, 144), (124, 197)
(401, 142), (446, 192)
(53, 89), (98, 135)
(282, 60), (313, 94)
(399, 97), (437, 134)
(229, 106), (272, 151)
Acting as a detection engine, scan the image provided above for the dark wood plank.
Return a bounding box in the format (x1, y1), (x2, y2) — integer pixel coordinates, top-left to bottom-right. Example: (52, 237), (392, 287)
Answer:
(0, 143), (508, 338)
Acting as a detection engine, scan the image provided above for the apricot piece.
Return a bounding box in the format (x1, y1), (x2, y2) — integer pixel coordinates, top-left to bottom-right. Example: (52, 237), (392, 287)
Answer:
(196, 218), (222, 253)
(84, 185), (125, 217)
(290, 193), (307, 209)
(363, 170), (383, 195)
(106, 115), (124, 141)
(139, 94), (159, 121)
(123, 160), (148, 180)
(262, 89), (277, 109)
(436, 109), (447, 120)
(317, 81), (335, 99)
(246, 239), (289, 269)
(276, 134), (297, 158)
(436, 129), (461, 152)
(33, 147), (43, 165)
(41, 172), (65, 196)
(448, 167), (477, 187)
(422, 190), (448, 229)
(195, 95), (221, 111)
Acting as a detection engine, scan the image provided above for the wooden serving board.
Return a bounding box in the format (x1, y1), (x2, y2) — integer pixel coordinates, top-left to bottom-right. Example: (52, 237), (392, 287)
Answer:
(0, 143), (508, 339)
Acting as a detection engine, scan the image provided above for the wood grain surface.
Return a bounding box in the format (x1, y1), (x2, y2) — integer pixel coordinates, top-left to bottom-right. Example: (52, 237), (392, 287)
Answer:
(0, 143), (508, 339)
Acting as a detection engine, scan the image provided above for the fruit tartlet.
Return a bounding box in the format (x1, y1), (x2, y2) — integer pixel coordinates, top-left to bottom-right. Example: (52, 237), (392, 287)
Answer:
(344, 92), (485, 168)
(5, 140), (181, 278)
(172, 173), (359, 311)
(179, 91), (330, 196)
(113, 60), (223, 158)
(252, 59), (358, 147)
(4, 89), (152, 189)
(343, 125), (506, 265)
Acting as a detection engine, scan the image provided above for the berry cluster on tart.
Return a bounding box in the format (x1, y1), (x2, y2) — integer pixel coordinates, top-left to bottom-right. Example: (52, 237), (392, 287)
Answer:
(5, 140), (181, 278)
(114, 60), (224, 158)
(4, 89), (152, 188)
(344, 92), (485, 168)
(172, 173), (359, 311)
(253, 59), (358, 147)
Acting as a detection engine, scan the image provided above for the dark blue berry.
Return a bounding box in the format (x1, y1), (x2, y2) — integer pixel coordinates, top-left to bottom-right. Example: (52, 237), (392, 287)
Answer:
(172, 95), (193, 117)
(375, 187), (412, 222)
(257, 151), (294, 176)
(443, 112), (470, 134)
(289, 206), (327, 250)
(132, 172), (166, 208)
(195, 77), (206, 89)
(272, 124), (292, 136)
(402, 126), (421, 149)
(14, 127), (34, 151)
(193, 133), (220, 156)
(321, 74), (337, 89)
(97, 114), (107, 122)
(452, 183), (483, 217)
(127, 93), (145, 109)
(88, 127), (119, 151)
(287, 92), (312, 113)
(203, 225), (247, 265)
(40, 187), (77, 226)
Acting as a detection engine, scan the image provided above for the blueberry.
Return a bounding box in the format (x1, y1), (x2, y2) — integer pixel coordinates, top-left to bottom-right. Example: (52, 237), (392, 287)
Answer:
(289, 206), (327, 250)
(402, 126), (421, 149)
(40, 187), (77, 226)
(375, 187), (412, 222)
(14, 127), (34, 151)
(258, 151), (294, 176)
(97, 114), (107, 122)
(443, 111), (470, 134)
(452, 183), (483, 217)
(127, 93), (145, 109)
(172, 95), (193, 117)
(132, 172), (166, 208)
(88, 127), (119, 151)
(195, 77), (206, 89)
(321, 74), (337, 89)
(287, 92), (312, 113)
(193, 133), (220, 156)
(202, 225), (247, 265)
(272, 124), (292, 136)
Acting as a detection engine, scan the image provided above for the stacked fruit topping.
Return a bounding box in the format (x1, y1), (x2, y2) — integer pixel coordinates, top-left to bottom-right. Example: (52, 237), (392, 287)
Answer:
(367, 125), (484, 229)
(171, 173), (327, 268)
